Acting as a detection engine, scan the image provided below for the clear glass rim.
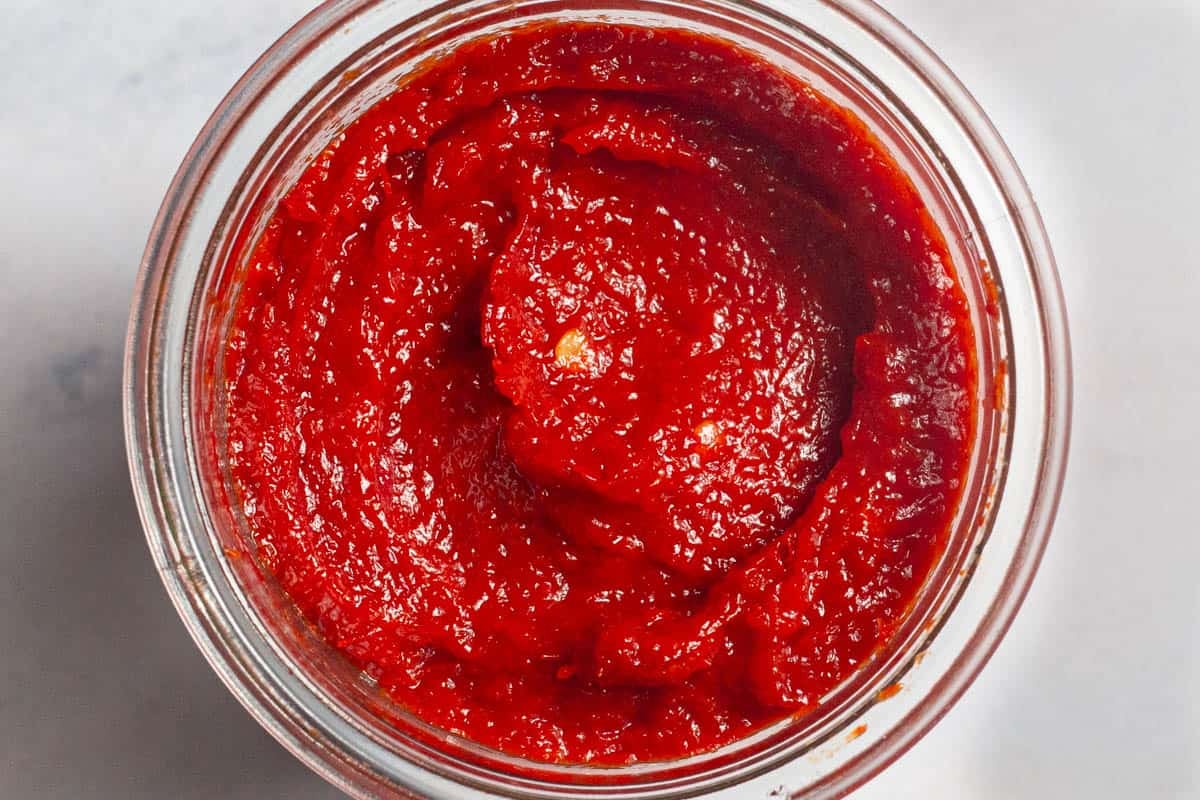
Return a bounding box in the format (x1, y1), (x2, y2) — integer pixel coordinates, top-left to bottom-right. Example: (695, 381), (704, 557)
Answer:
(124, 0), (1071, 798)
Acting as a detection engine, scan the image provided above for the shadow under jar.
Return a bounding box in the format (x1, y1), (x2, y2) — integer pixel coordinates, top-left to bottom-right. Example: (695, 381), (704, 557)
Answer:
(124, 1), (1070, 798)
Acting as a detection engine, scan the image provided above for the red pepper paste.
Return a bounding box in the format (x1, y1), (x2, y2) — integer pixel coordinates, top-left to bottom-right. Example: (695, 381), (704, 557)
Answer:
(223, 21), (975, 764)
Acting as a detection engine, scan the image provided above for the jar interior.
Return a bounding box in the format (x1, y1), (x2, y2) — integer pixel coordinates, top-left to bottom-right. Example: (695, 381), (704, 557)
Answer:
(186, 1), (1008, 794)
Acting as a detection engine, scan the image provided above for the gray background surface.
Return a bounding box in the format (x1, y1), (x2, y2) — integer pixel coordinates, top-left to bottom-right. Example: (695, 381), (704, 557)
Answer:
(2, 1), (1198, 797)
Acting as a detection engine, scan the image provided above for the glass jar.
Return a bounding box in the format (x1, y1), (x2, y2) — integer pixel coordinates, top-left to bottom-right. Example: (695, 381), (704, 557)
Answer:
(124, 0), (1071, 797)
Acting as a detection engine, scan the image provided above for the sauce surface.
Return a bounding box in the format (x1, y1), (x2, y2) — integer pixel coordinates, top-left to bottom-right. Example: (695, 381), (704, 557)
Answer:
(224, 22), (975, 764)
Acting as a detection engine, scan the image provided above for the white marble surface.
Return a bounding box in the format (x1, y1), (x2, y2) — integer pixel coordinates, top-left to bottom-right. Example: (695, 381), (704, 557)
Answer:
(2, 1), (1198, 797)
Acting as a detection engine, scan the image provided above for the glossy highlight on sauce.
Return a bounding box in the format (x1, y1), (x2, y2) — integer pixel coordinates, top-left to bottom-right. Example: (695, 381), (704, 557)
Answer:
(223, 22), (976, 764)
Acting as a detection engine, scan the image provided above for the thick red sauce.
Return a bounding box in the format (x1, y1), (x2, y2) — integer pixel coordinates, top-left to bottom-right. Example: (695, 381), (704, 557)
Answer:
(224, 22), (975, 764)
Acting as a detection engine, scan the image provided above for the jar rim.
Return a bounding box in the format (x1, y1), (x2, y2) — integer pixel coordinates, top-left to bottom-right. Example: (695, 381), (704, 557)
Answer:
(124, 1), (1070, 797)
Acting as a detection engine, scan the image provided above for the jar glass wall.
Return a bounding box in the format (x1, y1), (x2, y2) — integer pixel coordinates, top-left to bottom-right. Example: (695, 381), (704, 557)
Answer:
(124, 1), (1070, 797)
